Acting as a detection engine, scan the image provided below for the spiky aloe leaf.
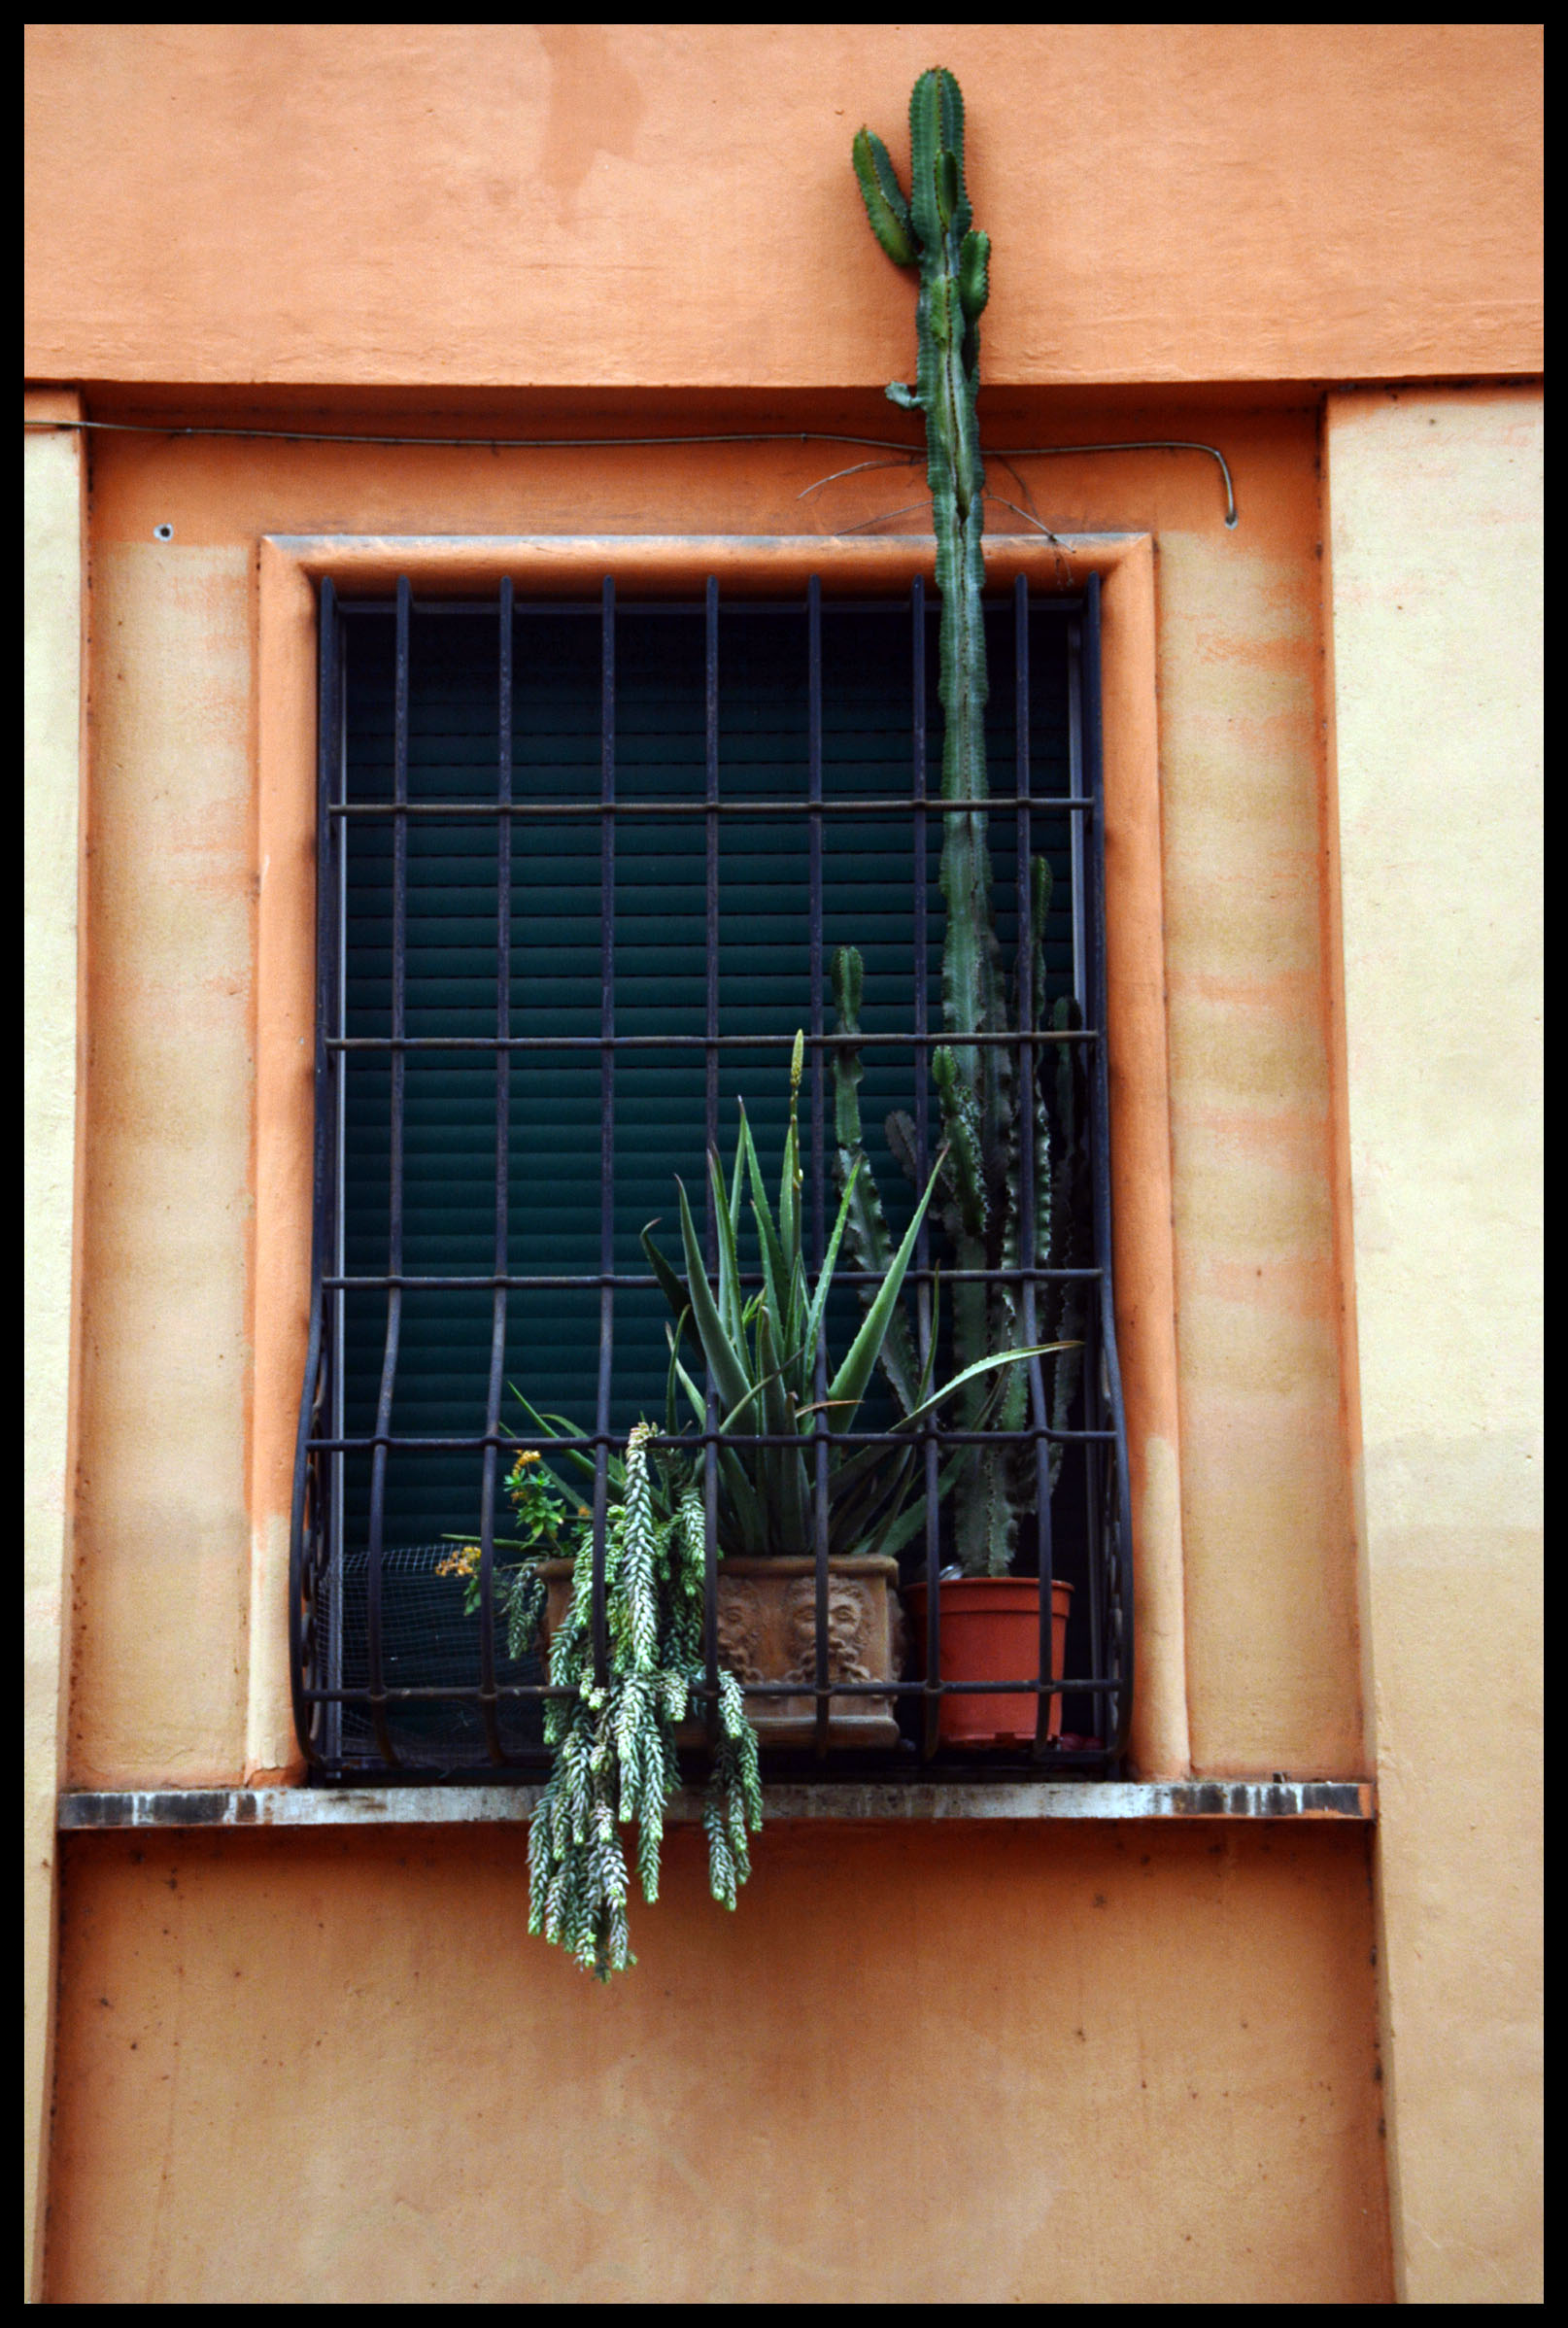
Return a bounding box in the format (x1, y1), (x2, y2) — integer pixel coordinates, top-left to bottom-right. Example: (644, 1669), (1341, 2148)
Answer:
(825, 1148), (943, 1420)
(707, 1142), (747, 1352)
(778, 1032), (804, 1294)
(717, 1444), (768, 1555)
(639, 1222), (702, 1362)
(738, 1104), (790, 1324)
(892, 1336), (1079, 1435)
(801, 1152), (862, 1388)
(755, 1299), (809, 1553)
(672, 1177), (754, 1424)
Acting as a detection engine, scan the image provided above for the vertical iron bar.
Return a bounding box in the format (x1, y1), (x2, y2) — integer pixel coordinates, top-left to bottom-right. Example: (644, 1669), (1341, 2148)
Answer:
(1014, 578), (1055, 1756)
(475, 580), (513, 1763)
(329, 629), (348, 1768)
(807, 577), (830, 1758)
(1080, 599), (1107, 1744)
(364, 575), (410, 1767)
(290, 576), (338, 1766)
(914, 579), (940, 1763)
(1081, 571), (1133, 1760)
(701, 577), (721, 1737)
(1068, 620), (1086, 1010)
(592, 578), (617, 1689)
(1074, 599), (1104, 1738)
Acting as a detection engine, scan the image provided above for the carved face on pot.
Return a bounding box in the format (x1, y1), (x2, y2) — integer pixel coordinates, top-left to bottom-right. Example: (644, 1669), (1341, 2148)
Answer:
(781, 1577), (873, 1688)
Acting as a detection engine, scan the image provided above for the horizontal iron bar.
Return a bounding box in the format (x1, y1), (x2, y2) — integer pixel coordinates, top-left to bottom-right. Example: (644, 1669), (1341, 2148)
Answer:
(326, 1028), (1100, 1051)
(337, 594), (1087, 617)
(322, 1265), (1105, 1290)
(327, 793), (1096, 818)
(307, 1423), (1119, 1452)
(298, 1677), (1119, 1704)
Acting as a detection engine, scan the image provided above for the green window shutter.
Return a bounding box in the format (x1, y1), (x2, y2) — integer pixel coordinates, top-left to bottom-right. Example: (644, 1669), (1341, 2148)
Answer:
(340, 597), (1074, 1559)
(316, 587), (1085, 1767)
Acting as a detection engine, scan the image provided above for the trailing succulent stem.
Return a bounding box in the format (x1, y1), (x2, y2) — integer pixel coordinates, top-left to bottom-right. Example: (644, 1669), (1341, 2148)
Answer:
(527, 1422), (762, 1980)
(845, 69), (1088, 1575)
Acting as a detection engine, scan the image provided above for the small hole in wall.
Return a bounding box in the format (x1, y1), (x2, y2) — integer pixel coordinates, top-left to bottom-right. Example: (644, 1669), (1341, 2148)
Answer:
(153, 523), (174, 541)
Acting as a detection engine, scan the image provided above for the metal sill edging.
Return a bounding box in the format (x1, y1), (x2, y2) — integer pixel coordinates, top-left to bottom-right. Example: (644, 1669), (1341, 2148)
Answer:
(58, 1780), (1374, 1832)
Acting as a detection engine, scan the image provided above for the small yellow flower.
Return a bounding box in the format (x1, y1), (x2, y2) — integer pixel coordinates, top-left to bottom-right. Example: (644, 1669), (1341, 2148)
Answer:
(515, 1449), (542, 1467)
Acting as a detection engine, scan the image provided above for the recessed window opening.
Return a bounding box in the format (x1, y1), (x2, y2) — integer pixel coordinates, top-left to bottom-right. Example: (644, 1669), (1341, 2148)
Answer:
(291, 574), (1131, 1780)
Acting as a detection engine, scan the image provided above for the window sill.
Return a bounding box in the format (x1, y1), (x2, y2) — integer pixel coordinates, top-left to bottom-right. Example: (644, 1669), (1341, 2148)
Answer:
(58, 1779), (1374, 1831)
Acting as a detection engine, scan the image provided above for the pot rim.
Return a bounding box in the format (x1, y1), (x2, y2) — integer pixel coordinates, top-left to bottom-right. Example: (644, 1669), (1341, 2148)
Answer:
(531, 1552), (902, 1579)
(903, 1575), (1074, 1603)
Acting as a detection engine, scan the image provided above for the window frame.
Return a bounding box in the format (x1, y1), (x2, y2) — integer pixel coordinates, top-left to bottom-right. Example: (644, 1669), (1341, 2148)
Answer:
(248, 532), (1188, 1790)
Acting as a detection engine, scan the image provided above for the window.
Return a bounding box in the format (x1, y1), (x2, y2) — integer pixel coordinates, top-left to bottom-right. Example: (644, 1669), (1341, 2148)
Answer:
(290, 570), (1131, 1777)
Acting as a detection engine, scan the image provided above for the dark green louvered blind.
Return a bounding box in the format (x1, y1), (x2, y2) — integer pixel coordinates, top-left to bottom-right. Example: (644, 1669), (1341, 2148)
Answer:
(337, 595), (1077, 1557)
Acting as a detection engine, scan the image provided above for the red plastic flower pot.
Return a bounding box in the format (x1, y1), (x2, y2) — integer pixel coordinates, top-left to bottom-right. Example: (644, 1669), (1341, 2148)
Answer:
(903, 1576), (1074, 1748)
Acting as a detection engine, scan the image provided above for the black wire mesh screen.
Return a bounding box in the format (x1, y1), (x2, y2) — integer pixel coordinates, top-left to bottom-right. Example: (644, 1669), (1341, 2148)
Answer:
(290, 574), (1132, 1778)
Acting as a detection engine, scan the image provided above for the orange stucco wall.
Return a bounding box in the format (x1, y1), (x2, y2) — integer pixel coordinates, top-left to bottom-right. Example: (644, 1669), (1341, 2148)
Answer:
(68, 394), (1359, 1790)
(27, 19), (1542, 2308)
(25, 24), (1541, 390)
(50, 1821), (1391, 2304)
(40, 395), (1380, 2300)
(39, 395), (1377, 2290)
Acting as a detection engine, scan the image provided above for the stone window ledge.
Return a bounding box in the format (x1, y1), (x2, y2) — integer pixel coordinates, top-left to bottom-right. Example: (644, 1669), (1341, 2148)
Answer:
(59, 1780), (1374, 1831)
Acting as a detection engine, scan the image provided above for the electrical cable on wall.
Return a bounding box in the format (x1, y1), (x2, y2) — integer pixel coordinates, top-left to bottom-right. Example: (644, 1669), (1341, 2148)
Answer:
(23, 416), (1240, 527)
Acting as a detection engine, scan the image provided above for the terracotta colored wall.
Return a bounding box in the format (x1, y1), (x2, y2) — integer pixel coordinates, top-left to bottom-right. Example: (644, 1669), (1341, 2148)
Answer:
(44, 399), (1387, 2304)
(25, 24), (1542, 391)
(68, 396), (1358, 1789)
(49, 1822), (1391, 2304)
(26, 21), (1542, 2308)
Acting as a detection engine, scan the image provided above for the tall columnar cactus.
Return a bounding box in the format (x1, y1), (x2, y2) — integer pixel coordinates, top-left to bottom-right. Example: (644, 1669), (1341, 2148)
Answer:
(843, 69), (1086, 1575)
(853, 70), (997, 1067)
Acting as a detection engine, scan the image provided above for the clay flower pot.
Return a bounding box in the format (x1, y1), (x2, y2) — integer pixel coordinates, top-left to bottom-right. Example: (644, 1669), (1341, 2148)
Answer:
(903, 1575), (1073, 1748)
(537, 1554), (904, 1748)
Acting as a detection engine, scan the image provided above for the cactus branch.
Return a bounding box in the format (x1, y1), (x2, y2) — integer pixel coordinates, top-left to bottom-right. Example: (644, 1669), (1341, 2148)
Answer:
(847, 70), (1091, 1574)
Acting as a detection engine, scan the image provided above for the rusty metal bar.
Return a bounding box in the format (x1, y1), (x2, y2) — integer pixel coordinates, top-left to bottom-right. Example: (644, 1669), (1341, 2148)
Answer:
(472, 578), (513, 1765)
(701, 577), (721, 1741)
(806, 575), (831, 1759)
(361, 576), (411, 1768)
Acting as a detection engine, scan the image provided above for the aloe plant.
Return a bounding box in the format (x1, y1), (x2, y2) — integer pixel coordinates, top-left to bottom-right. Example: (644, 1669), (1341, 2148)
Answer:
(846, 68), (1089, 1574)
(641, 1035), (1069, 1560)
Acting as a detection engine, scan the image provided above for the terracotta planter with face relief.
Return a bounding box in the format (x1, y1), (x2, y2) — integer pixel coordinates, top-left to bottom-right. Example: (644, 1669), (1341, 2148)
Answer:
(536, 1554), (904, 1748)
(903, 1576), (1074, 1748)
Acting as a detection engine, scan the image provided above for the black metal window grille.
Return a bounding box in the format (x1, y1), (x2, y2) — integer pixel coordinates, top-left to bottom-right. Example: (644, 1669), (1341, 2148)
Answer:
(290, 573), (1132, 1779)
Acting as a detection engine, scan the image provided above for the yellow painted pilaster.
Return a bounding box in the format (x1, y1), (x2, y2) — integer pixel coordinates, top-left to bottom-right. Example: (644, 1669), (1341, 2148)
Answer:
(1326, 386), (1542, 2302)
(24, 388), (86, 2303)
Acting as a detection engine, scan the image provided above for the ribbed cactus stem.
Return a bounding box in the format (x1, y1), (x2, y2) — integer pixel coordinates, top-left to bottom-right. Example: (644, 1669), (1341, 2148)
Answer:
(848, 71), (1085, 1575)
(858, 72), (998, 1073)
